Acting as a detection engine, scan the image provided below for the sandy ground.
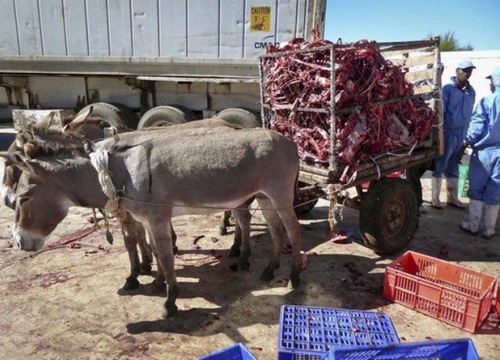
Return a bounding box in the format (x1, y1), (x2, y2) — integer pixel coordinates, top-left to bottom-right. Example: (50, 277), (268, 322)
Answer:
(0, 160), (499, 359)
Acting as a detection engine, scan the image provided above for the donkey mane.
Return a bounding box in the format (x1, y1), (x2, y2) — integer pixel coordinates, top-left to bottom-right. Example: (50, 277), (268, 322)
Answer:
(20, 126), (93, 158)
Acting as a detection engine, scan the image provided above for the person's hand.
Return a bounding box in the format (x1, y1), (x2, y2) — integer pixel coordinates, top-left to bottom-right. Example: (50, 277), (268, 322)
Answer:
(456, 144), (468, 164)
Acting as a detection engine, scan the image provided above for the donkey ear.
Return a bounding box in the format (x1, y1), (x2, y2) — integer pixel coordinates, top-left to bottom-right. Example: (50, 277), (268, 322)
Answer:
(34, 111), (56, 129)
(23, 143), (40, 160)
(0, 152), (35, 174)
(15, 130), (34, 148)
(66, 106), (94, 130)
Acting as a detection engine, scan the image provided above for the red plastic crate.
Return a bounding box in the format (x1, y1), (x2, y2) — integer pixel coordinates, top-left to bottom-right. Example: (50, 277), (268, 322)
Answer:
(384, 251), (498, 333)
(496, 285), (500, 317)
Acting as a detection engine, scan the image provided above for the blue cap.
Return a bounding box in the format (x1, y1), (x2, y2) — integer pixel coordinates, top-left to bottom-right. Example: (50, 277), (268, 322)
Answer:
(486, 66), (500, 79)
(456, 60), (476, 69)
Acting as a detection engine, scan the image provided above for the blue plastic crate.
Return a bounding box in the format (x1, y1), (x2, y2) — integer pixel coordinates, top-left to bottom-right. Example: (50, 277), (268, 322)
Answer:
(278, 305), (400, 360)
(322, 338), (479, 360)
(198, 343), (257, 360)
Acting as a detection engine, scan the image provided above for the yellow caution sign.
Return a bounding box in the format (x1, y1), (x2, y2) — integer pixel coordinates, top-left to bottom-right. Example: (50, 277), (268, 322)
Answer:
(251, 6), (271, 32)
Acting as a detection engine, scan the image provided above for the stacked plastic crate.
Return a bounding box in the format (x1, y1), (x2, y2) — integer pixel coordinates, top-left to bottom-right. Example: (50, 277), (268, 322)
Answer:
(277, 305), (480, 360)
(198, 250), (497, 359)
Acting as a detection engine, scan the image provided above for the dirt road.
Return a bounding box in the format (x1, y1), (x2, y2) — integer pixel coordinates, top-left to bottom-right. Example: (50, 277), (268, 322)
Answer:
(0, 162), (498, 359)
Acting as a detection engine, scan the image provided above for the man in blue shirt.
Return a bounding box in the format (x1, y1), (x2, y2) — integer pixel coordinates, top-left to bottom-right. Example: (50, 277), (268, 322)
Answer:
(460, 66), (500, 239)
(431, 60), (476, 210)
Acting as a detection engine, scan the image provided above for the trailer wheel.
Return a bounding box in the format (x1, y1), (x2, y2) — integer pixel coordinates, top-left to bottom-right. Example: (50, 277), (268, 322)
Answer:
(360, 178), (418, 255)
(215, 108), (261, 128)
(294, 182), (320, 216)
(77, 102), (139, 130)
(137, 105), (195, 129)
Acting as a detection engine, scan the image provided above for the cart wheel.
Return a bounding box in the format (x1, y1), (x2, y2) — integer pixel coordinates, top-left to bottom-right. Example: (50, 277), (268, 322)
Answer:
(294, 181), (320, 216)
(360, 178), (418, 255)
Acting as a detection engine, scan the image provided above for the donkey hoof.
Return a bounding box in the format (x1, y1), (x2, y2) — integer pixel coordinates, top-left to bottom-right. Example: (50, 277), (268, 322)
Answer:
(219, 227), (228, 236)
(122, 278), (140, 291)
(173, 246), (179, 255)
(162, 304), (178, 318)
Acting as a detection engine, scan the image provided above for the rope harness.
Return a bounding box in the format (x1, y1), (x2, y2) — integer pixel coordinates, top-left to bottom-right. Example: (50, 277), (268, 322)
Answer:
(89, 149), (122, 216)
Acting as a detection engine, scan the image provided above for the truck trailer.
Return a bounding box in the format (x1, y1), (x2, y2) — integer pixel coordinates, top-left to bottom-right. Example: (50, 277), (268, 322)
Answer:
(0, 0), (326, 125)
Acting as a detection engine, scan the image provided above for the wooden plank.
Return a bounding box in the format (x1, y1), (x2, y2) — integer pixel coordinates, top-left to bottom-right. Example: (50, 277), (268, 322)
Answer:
(299, 147), (439, 190)
(413, 84), (434, 95)
(378, 40), (438, 54)
(405, 68), (434, 83)
(298, 172), (329, 188)
(388, 52), (436, 68)
(381, 45), (435, 59)
(300, 162), (331, 177)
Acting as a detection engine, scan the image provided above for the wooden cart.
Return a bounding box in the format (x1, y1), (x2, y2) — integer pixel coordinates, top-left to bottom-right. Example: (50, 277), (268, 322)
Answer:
(259, 38), (444, 255)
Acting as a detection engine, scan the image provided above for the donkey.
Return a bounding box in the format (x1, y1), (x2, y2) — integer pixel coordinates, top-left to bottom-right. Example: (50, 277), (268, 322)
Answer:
(2, 113), (260, 291)
(6, 125), (302, 318)
(1, 111), (158, 290)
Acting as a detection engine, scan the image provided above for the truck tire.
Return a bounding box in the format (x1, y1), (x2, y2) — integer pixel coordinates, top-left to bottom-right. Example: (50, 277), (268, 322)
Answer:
(77, 102), (139, 130)
(137, 105), (195, 129)
(359, 178), (418, 255)
(215, 108), (261, 128)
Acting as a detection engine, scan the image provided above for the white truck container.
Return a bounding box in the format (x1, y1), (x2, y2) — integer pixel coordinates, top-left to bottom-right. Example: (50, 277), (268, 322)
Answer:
(0, 0), (326, 124)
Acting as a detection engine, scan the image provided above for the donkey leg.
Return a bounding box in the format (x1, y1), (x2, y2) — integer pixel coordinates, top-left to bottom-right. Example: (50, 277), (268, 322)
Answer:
(119, 213), (144, 291)
(257, 198), (286, 282)
(146, 236), (166, 293)
(147, 223), (176, 293)
(231, 207), (251, 270)
(229, 198), (255, 257)
(171, 223), (179, 255)
(275, 206), (302, 289)
(229, 221), (242, 258)
(219, 210), (231, 235)
(146, 219), (179, 318)
(135, 223), (152, 276)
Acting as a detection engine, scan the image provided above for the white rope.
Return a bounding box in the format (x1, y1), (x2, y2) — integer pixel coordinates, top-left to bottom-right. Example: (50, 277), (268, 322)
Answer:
(118, 195), (320, 211)
(89, 149), (120, 216)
